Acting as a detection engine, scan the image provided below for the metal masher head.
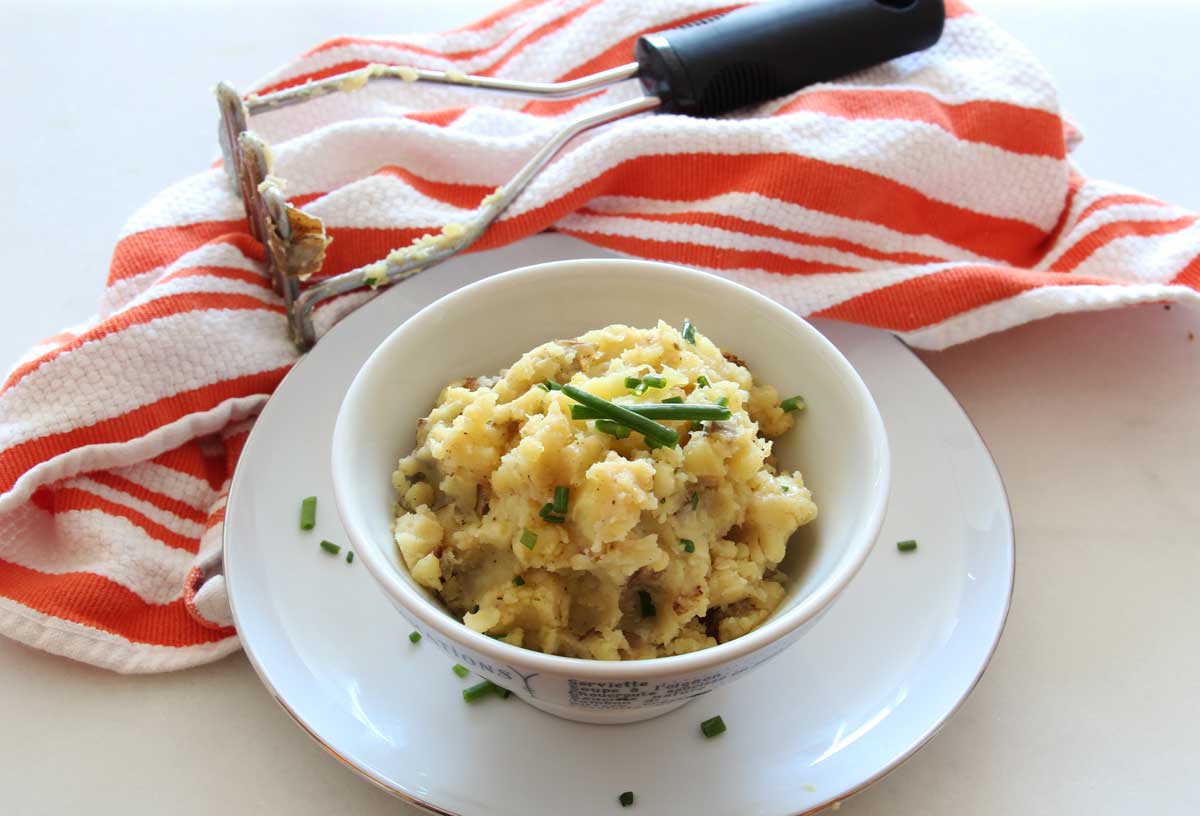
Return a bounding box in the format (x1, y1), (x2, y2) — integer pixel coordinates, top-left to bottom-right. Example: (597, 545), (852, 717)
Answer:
(215, 0), (945, 350)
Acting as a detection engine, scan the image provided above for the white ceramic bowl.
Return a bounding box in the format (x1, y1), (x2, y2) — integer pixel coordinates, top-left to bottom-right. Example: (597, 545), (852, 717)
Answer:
(332, 259), (889, 724)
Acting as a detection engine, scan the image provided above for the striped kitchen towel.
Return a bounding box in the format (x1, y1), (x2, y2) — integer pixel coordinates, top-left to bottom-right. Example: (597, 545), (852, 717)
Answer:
(1, 0), (1197, 672)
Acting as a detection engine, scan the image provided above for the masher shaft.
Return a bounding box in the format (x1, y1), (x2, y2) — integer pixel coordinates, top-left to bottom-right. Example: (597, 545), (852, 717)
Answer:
(289, 92), (661, 348)
(246, 61), (641, 116)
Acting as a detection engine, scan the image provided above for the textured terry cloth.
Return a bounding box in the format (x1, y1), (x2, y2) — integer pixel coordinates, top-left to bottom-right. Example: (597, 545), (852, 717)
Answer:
(1, 0), (1197, 672)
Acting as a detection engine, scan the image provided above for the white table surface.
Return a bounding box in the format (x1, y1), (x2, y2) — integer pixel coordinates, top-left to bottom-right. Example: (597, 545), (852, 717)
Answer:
(2, 2), (1198, 814)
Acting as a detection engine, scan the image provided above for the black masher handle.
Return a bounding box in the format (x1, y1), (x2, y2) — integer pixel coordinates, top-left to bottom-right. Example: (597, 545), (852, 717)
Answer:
(636, 0), (945, 116)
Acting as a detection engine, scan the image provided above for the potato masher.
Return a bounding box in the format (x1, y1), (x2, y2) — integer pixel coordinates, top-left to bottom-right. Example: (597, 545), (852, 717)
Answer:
(215, 0), (945, 349)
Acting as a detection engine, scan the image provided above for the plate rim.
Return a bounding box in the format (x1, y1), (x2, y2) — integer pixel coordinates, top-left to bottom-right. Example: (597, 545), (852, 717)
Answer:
(225, 278), (1014, 816)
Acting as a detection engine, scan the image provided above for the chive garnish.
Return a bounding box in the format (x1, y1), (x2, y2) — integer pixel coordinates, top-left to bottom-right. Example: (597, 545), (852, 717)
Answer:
(543, 379), (563, 391)
(537, 382), (549, 392)
(521, 528), (537, 549)
(681, 319), (696, 344)
(897, 539), (918, 552)
(346, 550), (354, 563)
(553, 486), (570, 515)
(595, 418), (631, 439)
(409, 631), (421, 644)
(624, 376), (642, 390)
(696, 375), (710, 388)
(562, 385), (679, 448)
(619, 792), (635, 807)
(570, 403), (730, 421)
(319, 540), (340, 555)
(512, 575), (525, 587)
(781, 395), (806, 413)
(637, 589), (656, 618)
(690, 492), (700, 510)
(700, 715), (726, 738)
(452, 663), (469, 678)
(494, 686), (512, 699)
(662, 396), (684, 404)
(462, 680), (495, 703)
(538, 503), (566, 524)
(782, 485), (790, 493)
(681, 539), (695, 553)
(642, 374), (667, 389)
(700, 397), (729, 431)
(299, 496), (317, 530)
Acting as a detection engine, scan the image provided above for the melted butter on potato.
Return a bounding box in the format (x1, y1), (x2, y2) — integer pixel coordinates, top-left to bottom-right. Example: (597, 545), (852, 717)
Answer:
(392, 322), (817, 660)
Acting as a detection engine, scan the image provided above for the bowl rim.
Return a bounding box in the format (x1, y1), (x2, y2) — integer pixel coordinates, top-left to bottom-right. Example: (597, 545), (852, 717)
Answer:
(332, 257), (890, 681)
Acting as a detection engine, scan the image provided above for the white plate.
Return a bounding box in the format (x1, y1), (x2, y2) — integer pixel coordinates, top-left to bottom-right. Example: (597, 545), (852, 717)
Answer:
(225, 235), (1013, 816)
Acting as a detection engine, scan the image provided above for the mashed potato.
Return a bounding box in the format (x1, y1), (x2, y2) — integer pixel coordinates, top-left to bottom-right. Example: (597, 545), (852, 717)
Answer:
(391, 321), (817, 660)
